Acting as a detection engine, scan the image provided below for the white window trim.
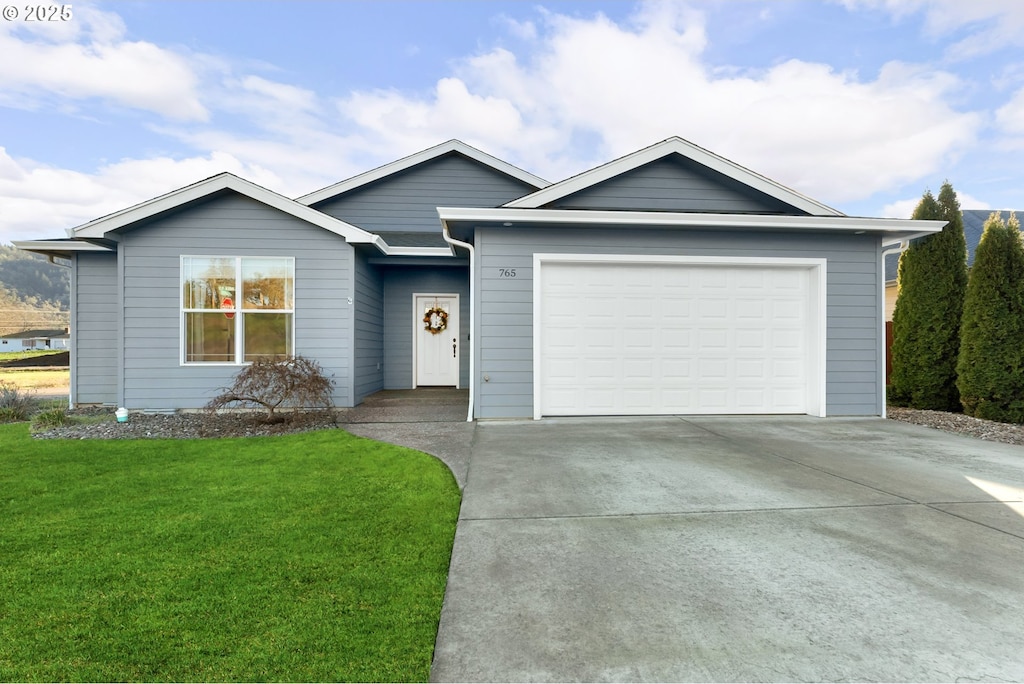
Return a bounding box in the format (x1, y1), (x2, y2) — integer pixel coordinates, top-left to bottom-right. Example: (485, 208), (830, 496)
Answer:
(531, 253), (828, 420)
(180, 255), (296, 366)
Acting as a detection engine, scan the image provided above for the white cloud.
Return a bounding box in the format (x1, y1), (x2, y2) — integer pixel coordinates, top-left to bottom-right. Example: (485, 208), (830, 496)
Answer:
(996, 86), (1024, 136)
(0, 4), (206, 120)
(0, 148), (281, 243)
(0, 0), (993, 243)
(839, 0), (1024, 60)
(881, 190), (990, 218)
(338, 1), (981, 203)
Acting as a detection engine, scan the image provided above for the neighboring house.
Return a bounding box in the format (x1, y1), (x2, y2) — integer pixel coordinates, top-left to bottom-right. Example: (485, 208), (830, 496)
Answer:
(16, 137), (942, 418)
(0, 328), (69, 352)
(883, 209), (1017, 321)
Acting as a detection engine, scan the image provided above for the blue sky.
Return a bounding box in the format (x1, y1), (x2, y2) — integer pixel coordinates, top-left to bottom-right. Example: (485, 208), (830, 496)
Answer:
(2, 0), (1023, 244)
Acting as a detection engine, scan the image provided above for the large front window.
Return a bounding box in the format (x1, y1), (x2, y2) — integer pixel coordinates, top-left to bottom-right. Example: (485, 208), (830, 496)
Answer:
(182, 256), (294, 363)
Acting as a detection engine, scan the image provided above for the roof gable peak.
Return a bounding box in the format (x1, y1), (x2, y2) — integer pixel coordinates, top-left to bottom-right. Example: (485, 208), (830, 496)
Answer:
(70, 172), (377, 243)
(296, 139), (550, 206)
(504, 136), (843, 216)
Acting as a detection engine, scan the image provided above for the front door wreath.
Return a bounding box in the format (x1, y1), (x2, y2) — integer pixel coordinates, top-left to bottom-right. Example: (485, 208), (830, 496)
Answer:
(423, 306), (448, 334)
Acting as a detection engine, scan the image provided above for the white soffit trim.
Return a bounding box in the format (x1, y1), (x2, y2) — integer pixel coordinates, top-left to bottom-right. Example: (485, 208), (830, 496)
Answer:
(295, 139), (550, 206)
(13, 239), (112, 253)
(71, 173), (378, 244)
(437, 206), (947, 239)
(503, 136), (843, 216)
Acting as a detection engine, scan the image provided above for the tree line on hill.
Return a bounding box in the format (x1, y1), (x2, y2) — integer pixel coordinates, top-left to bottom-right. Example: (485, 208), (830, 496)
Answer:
(890, 183), (1024, 422)
(0, 245), (70, 336)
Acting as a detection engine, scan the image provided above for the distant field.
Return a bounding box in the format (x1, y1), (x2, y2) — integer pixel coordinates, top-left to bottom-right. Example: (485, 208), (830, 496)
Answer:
(0, 368), (69, 390)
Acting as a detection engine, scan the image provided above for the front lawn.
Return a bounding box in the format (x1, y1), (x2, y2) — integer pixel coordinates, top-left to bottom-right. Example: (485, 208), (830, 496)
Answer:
(0, 424), (460, 682)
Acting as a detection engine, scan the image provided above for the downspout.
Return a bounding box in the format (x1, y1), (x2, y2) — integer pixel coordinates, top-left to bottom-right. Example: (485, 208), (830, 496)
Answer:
(880, 241), (908, 419)
(441, 220), (475, 422)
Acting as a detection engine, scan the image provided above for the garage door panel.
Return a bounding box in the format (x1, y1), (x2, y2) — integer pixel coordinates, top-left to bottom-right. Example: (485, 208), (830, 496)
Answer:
(539, 261), (817, 416)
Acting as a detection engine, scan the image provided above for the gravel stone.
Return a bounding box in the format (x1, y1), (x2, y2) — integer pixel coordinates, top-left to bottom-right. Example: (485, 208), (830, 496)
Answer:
(34, 407), (343, 440)
(887, 406), (1024, 446)
(37, 405), (1024, 451)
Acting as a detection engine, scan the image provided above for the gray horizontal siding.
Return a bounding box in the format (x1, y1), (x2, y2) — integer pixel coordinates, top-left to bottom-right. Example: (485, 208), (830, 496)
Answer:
(474, 227), (881, 419)
(120, 192), (354, 410)
(380, 265), (469, 389)
(313, 153), (537, 233)
(353, 253), (384, 403)
(73, 252), (118, 405)
(549, 157), (804, 214)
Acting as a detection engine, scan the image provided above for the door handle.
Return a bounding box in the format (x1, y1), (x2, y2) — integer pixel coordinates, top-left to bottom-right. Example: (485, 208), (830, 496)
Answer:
(453, 338), (457, 358)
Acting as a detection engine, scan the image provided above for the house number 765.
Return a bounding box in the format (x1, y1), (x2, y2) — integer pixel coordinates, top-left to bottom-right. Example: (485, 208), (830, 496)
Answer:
(498, 268), (517, 278)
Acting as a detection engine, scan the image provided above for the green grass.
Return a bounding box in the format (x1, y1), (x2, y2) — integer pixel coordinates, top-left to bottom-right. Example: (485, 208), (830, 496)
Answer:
(0, 425), (461, 682)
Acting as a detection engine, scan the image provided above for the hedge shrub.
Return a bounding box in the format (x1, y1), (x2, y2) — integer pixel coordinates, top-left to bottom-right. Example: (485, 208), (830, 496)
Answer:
(889, 183), (968, 410)
(956, 212), (1024, 422)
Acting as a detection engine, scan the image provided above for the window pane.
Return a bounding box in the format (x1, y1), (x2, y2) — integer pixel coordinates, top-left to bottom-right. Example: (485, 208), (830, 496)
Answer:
(183, 257), (236, 310)
(243, 313), (292, 361)
(185, 312), (235, 362)
(242, 257), (293, 310)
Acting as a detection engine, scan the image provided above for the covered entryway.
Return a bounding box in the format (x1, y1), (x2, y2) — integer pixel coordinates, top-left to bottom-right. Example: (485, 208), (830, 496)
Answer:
(414, 293), (460, 387)
(534, 255), (825, 418)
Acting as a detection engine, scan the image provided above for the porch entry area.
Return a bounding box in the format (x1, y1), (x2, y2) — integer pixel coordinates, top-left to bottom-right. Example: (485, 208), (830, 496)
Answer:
(414, 293), (460, 387)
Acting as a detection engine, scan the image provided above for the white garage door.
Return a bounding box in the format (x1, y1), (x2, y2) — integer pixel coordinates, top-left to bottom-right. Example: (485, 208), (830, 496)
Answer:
(537, 258), (823, 417)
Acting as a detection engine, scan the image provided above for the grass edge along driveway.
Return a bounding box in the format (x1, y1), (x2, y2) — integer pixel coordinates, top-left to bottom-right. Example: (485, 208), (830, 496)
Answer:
(0, 424), (461, 682)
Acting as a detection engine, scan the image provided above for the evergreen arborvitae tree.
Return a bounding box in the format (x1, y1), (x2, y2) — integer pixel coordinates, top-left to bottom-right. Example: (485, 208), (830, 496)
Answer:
(888, 182), (968, 410)
(956, 213), (1024, 422)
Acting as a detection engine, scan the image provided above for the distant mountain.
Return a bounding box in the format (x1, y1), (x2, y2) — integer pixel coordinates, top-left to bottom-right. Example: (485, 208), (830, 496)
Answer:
(0, 245), (70, 308)
(0, 245), (70, 336)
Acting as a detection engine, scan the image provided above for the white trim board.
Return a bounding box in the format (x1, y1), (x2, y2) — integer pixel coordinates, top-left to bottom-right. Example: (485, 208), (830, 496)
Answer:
(438, 206), (946, 244)
(296, 139), (550, 206)
(504, 136), (843, 216)
(531, 253), (828, 420)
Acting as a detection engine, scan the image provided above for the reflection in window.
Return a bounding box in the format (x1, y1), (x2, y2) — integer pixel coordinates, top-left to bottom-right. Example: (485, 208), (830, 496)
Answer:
(182, 256), (294, 363)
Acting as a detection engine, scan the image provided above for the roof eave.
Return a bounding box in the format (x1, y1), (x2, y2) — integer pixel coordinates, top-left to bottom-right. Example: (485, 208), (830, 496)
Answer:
(437, 207), (946, 241)
(12, 239), (114, 260)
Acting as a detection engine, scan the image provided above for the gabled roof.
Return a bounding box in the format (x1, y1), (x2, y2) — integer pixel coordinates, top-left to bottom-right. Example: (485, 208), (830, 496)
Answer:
(296, 139), (550, 206)
(70, 172), (378, 243)
(503, 136), (843, 216)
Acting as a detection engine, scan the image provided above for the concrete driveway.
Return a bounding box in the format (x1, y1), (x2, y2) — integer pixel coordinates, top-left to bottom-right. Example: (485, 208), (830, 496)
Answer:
(430, 416), (1024, 682)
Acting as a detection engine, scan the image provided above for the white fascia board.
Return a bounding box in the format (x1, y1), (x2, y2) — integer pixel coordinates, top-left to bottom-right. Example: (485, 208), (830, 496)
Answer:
(380, 245), (455, 257)
(503, 136), (843, 217)
(437, 206), (947, 239)
(71, 173), (377, 244)
(13, 239), (113, 253)
(368, 233), (454, 257)
(296, 139), (550, 206)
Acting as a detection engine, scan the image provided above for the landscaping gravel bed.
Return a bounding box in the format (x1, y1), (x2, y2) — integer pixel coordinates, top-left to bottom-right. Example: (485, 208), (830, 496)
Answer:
(34, 407), (343, 439)
(31, 405), (1024, 447)
(887, 406), (1024, 446)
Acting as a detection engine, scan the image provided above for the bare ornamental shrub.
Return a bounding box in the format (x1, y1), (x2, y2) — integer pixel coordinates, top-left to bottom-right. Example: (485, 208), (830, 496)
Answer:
(0, 381), (36, 423)
(206, 356), (335, 423)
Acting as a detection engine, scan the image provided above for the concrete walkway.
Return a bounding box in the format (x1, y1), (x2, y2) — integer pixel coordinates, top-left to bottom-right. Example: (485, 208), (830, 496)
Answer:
(342, 389), (474, 489)
(431, 415), (1024, 682)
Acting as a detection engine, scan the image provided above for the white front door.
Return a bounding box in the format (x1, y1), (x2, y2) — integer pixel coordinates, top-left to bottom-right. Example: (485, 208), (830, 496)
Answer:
(414, 294), (460, 387)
